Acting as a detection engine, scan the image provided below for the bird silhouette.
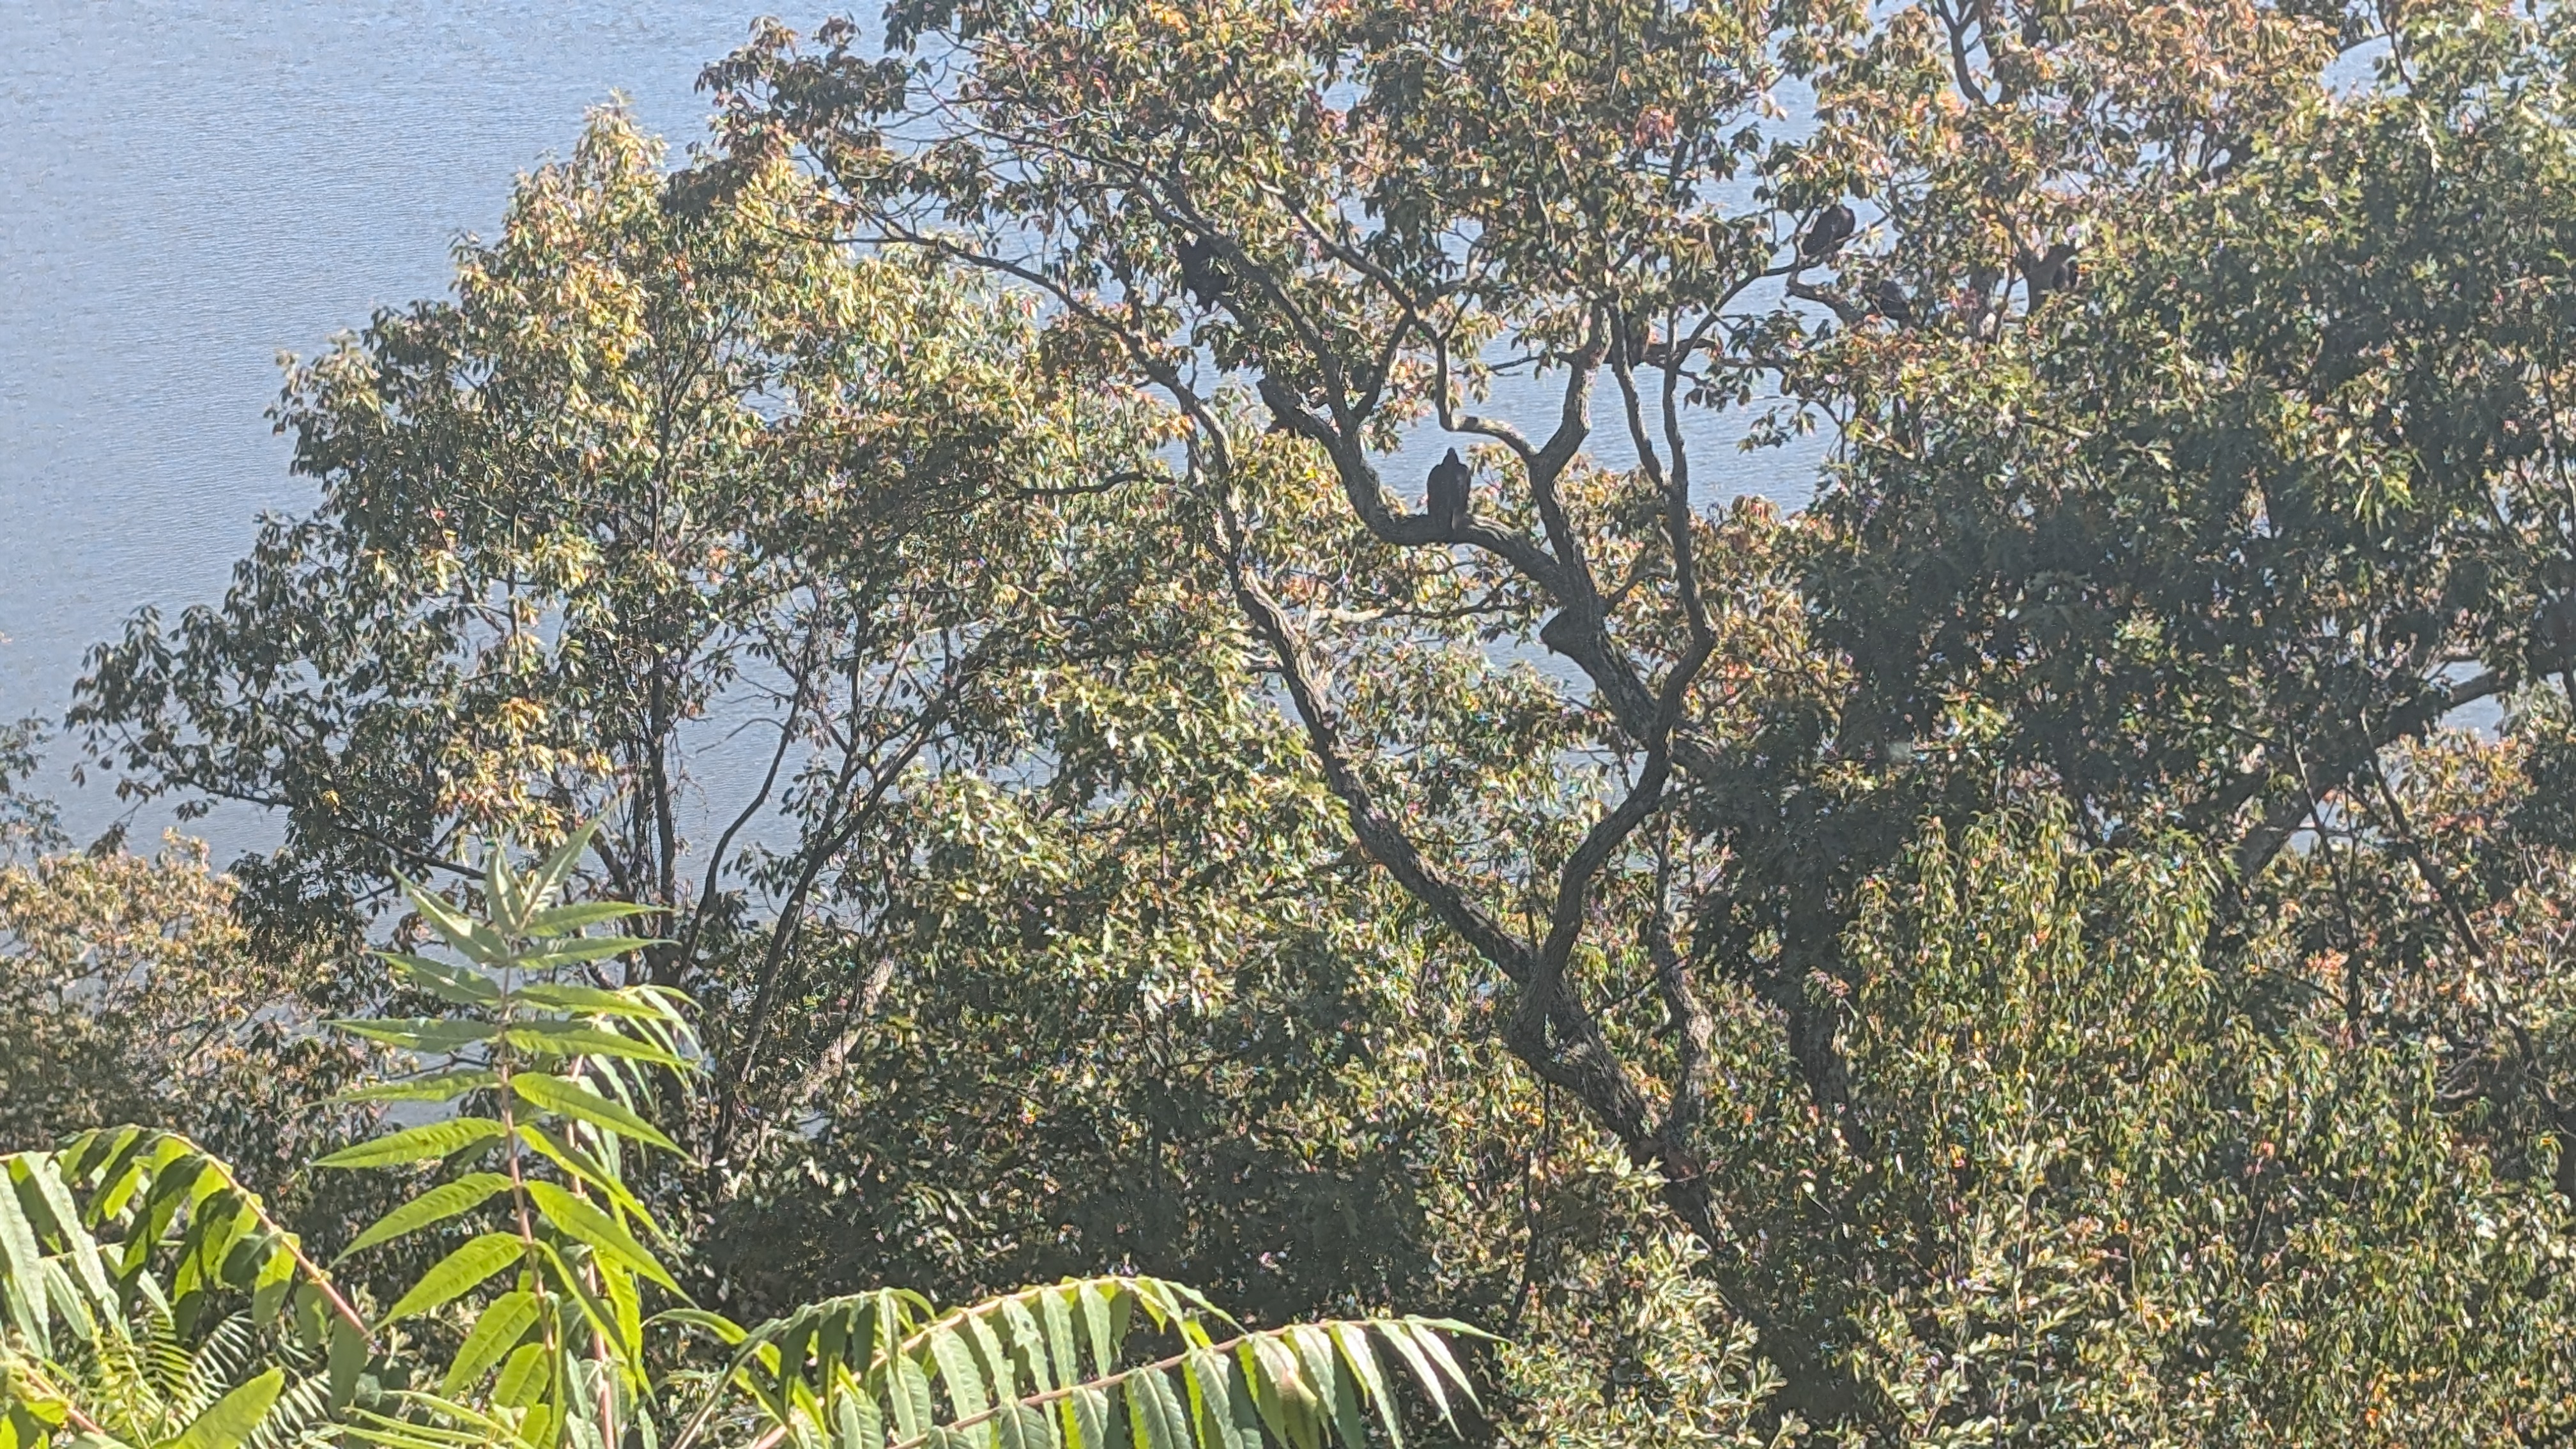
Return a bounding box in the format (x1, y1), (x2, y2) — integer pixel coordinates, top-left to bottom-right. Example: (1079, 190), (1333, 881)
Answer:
(2021, 241), (2080, 308)
(1177, 234), (1230, 307)
(1799, 204), (1856, 263)
(1869, 279), (1915, 326)
(1426, 448), (1470, 530)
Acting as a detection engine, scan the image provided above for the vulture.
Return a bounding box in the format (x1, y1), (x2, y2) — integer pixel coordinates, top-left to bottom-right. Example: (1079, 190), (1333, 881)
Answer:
(2538, 595), (2576, 665)
(1869, 279), (1915, 326)
(2021, 240), (2080, 308)
(1177, 234), (1230, 307)
(1798, 203), (1857, 263)
(1426, 448), (1471, 530)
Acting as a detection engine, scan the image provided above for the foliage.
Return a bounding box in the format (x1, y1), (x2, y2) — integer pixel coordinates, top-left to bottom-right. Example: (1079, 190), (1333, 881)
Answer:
(684, 8), (2423, 1384)
(2257, 704), (2576, 1200)
(68, 105), (1167, 1039)
(1809, 2), (2576, 876)
(1488, 1155), (1790, 1449)
(0, 842), (1479, 1449)
(0, 722), (63, 864)
(0, 1130), (351, 1449)
(0, 838), (376, 1177)
(60, 102), (1538, 1360)
(44, 0), (2576, 1442)
(1809, 812), (2576, 1443)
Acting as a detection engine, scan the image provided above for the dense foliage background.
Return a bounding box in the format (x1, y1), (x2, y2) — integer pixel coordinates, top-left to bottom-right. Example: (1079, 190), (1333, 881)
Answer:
(16, 0), (2576, 1443)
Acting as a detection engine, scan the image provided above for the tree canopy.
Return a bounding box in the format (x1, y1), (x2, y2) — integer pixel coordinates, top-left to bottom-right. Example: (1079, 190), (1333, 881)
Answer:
(23, 0), (2576, 1443)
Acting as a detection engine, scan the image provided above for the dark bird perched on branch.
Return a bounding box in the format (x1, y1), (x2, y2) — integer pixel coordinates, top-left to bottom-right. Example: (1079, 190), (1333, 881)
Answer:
(1798, 203), (1856, 263)
(1425, 447), (1470, 530)
(2535, 595), (2576, 672)
(2019, 240), (2080, 309)
(1869, 279), (1915, 326)
(1177, 234), (1230, 307)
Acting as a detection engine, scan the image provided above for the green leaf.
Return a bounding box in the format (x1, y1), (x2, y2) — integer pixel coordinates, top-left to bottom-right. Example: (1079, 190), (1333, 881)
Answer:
(331, 1018), (501, 1054)
(927, 1325), (990, 1425)
(836, 1387), (885, 1449)
(1370, 1324), (1452, 1430)
(0, 1165), (53, 1353)
(381, 1233), (526, 1324)
(160, 1365), (284, 1449)
(999, 1297), (1052, 1393)
(337, 1174), (510, 1261)
(1392, 1321), (1476, 1412)
(526, 1239), (625, 1362)
(484, 838), (526, 934)
(889, 1353), (936, 1442)
(525, 900), (657, 938)
(965, 1311), (1018, 1404)
(1184, 1350), (1244, 1449)
(524, 1181), (678, 1293)
(656, 1307), (749, 1347)
(522, 822), (604, 918)
(509, 982), (673, 1020)
(501, 1024), (686, 1068)
(1068, 1386), (1110, 1449)
(514, 936), (664, 971)
(293, 1282), (328, 1352)
(328, 1316), (367, 1409)
(1041, 1289), (1078, 1400)
(606, 1254), (644, 1372)
(403, 877), (509, 965)
(444, 1291), (543, 1395)
(250, 1242), (297, 1328)
(380, 953), (500, 1006)
(56, 1126), (132, 1184)
(334, 1071), (502, 1106)
(81, 1129), (156, 1222)
(20, 1158), (113, 1313)
(315, 1119), (508, 1170)
(493, 1342), (552, 1408)
(1238, 1337), (1307, 1449)
(1126, 1372), (1186, 1449)
(1327, 1326), (1400, 1449)
(511, 1074), (682, 1154)
(1075, 1282), (1116, 1380)
(512, 1125), (660, 1233)
(1289, 1328), (1360, 1449)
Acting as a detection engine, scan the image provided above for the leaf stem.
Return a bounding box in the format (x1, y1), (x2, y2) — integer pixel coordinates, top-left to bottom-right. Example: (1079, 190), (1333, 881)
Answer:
(176, 1131), (379, 1352)
(12, 1361), (109, 1438)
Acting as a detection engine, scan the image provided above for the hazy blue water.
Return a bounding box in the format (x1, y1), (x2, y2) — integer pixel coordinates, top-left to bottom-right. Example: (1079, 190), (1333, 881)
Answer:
(0, 1), (1827, 852)
(0, 1), (776, 842)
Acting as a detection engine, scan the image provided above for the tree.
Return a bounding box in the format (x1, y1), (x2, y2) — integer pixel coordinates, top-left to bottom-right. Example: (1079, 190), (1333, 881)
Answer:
(0, 721), (63, 864)
(61, 107), (1552, 1372)
(1810, 3), (2576, 879)
(0, 836), (376, 1179)
(688, 0), (2406, 1416)
(69, 108), (1167, 1169)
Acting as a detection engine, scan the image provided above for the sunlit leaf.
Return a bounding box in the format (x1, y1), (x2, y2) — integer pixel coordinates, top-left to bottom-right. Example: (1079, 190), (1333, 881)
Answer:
(510, 1074), (682, 1154)
(314, 1119), (507, 1171)
(336, 1174), (510, 1261)
(381, 1234), (525, 1324)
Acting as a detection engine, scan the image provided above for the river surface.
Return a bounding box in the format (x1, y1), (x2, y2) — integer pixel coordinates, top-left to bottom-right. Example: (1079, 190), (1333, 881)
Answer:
(0, 1), (1824, 853)
(1, 2), (809, 844)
